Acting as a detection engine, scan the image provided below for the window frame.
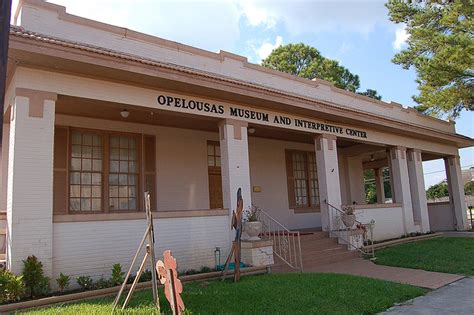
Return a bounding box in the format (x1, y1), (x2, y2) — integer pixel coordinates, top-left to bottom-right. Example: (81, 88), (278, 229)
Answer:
(207, 140), (223, 209)
(67, 127), (143, 214)
(285, 149), (320, 213)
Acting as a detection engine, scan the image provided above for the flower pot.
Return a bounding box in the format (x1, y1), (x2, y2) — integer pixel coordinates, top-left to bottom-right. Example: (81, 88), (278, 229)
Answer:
(243, 221), (262, 241)
(342, 214), (356, 228)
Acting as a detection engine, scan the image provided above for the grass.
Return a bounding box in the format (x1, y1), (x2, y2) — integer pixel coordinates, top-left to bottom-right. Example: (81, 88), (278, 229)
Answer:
(20, 273), (425, 315)
(375, 237), (474, 276)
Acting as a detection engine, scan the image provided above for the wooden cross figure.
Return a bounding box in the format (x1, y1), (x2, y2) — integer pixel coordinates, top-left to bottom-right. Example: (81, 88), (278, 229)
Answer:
(156, 250), (185, 315)
(222, 188), (244, 282)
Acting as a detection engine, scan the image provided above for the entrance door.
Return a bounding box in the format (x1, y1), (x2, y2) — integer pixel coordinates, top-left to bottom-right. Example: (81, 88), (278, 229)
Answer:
(207, 141), (223, 209)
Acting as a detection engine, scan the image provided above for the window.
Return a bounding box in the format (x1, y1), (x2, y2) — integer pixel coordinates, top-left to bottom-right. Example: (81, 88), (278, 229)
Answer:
(66, 129), (145, 213)
(285, 150), (320, 211)
(109, 136), (138, 211)
(69, 131), (103, 211)
(207, 141), (223, 209)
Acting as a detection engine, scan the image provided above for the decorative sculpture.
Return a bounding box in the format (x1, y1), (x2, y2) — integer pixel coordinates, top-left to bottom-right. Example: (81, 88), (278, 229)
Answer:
(156, 250), (185, 315)
(221, 188), (244, 282)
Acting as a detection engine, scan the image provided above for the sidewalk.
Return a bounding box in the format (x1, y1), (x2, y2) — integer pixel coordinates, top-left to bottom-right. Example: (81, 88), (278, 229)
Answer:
(382, 277), (474, 314)
(307, 258), (463, 289)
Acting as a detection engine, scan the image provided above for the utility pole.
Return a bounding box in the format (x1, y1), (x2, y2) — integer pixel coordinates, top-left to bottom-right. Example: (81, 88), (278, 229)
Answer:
(0, 0), (13, 140)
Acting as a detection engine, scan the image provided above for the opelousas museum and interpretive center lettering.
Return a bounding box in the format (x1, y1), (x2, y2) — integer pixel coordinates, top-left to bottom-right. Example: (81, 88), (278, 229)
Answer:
(157, 94), (367, 139)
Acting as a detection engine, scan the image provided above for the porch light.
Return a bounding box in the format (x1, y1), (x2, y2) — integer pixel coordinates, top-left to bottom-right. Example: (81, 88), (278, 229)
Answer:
(248, 127), (256, 134)
(120, 109), (130, 118)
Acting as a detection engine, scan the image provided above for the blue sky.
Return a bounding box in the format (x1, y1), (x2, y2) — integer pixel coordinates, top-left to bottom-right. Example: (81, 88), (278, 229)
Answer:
(12, 0), (473, 187)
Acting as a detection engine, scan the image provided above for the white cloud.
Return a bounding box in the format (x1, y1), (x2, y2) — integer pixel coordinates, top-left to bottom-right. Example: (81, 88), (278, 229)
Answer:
(237, 0), (389, 37)
(255, 36), (283, 61)
(393, 24), (410, 50)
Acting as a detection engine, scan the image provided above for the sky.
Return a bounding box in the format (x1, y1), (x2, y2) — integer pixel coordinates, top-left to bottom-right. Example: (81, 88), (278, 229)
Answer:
(11, 0), (473, 188)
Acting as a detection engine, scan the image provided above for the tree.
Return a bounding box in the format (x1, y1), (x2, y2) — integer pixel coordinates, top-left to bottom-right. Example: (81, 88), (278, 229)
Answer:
(358, 89), (382, 100)
(464, 181), (474, 196)
(262, 43), (361, 92)
(386, 0), (474, 119)
(426, 181), (449, 200)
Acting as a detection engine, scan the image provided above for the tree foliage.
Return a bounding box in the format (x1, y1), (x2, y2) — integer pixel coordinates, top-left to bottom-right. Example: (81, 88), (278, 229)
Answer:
(262, 43), (365, 93)
(386, 0), (474, 119)
(426, 181), (449, 200)
(426, 180), (474, 199)
(358, 89), (382, 100)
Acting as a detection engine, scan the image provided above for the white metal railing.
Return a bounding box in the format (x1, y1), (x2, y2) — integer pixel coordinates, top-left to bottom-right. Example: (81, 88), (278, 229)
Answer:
(326, 201), (375, 257)
(255, 208), (303, 271)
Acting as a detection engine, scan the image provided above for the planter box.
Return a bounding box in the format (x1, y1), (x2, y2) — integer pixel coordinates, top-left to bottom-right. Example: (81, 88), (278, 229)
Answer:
(241, 240), (274, 267)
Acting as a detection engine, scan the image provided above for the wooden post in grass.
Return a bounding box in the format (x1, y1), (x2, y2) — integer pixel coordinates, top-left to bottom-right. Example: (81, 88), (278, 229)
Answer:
(111, 192), (160, 313)
(221, 188), (244, 282)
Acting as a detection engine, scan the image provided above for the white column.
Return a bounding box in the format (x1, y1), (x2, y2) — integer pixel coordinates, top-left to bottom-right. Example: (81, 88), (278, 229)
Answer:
(374, 168), (385, 204)
(346, 156), (365, 205)
(389, 146), (415, 234)
(219, 119), (252, 221)
(407, 149), (430, 232)
(315, 135), (342, 231)
(444, 155), (469, 230)
(6, 89), (56, 277)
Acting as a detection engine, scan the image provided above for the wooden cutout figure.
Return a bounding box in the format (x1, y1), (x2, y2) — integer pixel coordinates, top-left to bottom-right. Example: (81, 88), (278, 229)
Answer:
(156, 250), (185, 315)
(222, 188), (244, 282)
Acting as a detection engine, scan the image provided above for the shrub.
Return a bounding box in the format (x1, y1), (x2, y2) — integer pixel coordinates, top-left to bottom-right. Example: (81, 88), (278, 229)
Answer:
(93, 277), (111, 290)
(199, 266), (213, 274)
(55, 273), (70, 294)
(76, 276), (93, 291)
(22, 255), (50, 298)
(111, 264), (125, 286)
(0, 270), (25, 304)
(139, 270), (152, 282)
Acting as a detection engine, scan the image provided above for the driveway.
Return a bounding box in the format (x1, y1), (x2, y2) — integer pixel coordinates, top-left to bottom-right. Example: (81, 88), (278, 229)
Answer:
(382, 277), (474, 314)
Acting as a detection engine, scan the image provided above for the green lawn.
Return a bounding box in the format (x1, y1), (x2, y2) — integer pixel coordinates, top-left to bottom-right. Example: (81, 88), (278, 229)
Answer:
(375, 237), (474, 276)
(20, 273), (425, 315)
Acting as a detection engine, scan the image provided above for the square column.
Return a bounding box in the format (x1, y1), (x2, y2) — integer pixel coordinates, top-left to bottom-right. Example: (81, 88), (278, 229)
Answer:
(219, 119), (252, 219)
(389, 146), (415, 234)
(407, 149), (430, 232)
(346, 157), (365, 205)
(315, 135), (342, 231)
(444, 156), (469, 230)
(374, 168), (385, 204)
(6, 89), (56, 277)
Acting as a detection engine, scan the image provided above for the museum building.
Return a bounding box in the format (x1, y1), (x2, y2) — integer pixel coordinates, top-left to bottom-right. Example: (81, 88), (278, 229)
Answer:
(1, 0), (472, 282)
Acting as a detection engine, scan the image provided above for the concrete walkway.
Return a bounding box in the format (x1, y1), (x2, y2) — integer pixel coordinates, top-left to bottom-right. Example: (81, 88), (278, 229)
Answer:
(382, 277), (474, 314)
(442, 231), (474, 238)
(307, 258), (464, 289)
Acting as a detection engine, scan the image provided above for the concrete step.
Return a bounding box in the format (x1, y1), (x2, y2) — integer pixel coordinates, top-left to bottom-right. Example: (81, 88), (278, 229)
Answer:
(299, 231), (329, 240)
(300, 237), (339, 248)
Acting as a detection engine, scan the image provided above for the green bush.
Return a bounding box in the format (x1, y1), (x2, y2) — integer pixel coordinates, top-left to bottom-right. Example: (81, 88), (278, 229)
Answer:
(0, 270), (25, 304)
(22, 255), (50, 298)
(76, 276), (93, 291)
(55, 273), (70, 293)
(111, 264), (125, 286)
(93, 277), (111, 290)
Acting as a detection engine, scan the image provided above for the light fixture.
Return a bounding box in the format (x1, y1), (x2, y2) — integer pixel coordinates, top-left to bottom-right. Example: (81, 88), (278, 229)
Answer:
(120, 109), (129, 118)
(370, 154), (375, 162)
(248, 127), (256, 134)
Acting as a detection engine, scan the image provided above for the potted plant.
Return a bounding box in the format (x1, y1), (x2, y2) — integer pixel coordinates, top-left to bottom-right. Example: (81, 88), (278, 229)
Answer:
(242, 205), (262, 241)
(341, 205), (356, 228)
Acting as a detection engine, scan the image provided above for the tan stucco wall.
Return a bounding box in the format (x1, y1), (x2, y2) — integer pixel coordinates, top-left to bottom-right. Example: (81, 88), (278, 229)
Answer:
(56, 115), (218, 212)
(249, 137), (322, 230)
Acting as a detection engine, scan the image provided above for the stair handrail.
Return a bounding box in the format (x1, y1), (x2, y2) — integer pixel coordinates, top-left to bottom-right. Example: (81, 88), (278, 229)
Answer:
(325, 201), (375, 257)
(254, 208), (303, 272)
